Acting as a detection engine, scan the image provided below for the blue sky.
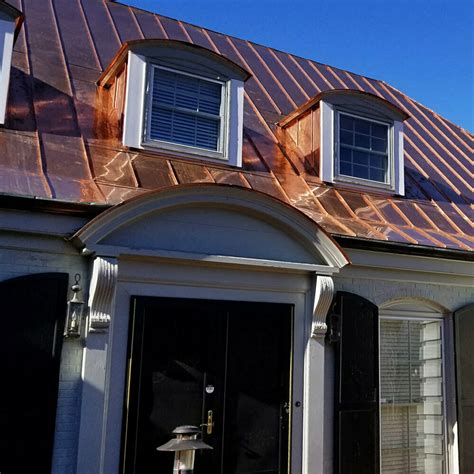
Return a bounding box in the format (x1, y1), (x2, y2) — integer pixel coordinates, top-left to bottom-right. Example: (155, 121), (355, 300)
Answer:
(126, 0), (473, 132)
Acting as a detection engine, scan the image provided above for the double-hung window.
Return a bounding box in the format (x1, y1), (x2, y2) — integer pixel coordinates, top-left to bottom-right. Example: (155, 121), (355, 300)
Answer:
(336, 112), (390, 185)
(121, 45), (247, 167)
(147, 66), (225, 154)
(319, 93), (405, 195)
(380, 316), (446, 473)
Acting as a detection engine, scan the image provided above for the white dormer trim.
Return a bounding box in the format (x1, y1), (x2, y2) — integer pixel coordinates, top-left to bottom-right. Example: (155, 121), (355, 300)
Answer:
(123, 49), (245, 167)
(320, 96), (405, 196)
(0, 17), (15, 125)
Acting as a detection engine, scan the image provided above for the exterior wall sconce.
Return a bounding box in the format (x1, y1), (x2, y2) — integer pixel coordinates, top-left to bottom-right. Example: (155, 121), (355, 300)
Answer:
(157, 425), (212, 473)
(64, 274), (84, 338)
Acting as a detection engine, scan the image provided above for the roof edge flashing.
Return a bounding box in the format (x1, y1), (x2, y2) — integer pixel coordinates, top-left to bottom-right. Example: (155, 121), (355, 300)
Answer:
(98, 38), (251, 87)
(279, 89), (410, 128)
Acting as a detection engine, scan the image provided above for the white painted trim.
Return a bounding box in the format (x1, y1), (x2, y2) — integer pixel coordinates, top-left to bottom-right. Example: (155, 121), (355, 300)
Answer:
(0, 18), (15, 124)
(123, 51), (244, 167)
(77, 258), (318, 474)
(393, 120), (405, 195)
(122, 51), (147, 149)
(72, 185), (349, 270)
(81, 244), (339, 274)
(303, 275), (335, 474)
(320, 100), (334, 183)
(320, 98), (405, 195)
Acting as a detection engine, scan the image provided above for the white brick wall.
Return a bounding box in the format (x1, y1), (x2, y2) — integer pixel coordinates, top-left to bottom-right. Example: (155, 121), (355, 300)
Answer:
(334, 275), (473, 312)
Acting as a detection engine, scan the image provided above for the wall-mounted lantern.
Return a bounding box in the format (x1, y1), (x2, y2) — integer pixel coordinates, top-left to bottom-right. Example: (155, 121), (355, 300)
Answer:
(157, 425), (212, 473)
(64, 274), (84, 338)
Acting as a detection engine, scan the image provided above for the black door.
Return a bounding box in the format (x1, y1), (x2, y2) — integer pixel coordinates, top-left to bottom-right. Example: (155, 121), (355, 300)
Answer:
(123, 297), (293, 474)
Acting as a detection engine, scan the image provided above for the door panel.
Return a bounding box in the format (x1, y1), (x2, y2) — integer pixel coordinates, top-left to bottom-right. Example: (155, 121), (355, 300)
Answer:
(123, 297), (293, 474)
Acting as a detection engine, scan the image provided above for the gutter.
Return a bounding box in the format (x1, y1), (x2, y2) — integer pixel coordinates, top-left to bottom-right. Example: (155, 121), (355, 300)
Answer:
(334, 235), (474, 262)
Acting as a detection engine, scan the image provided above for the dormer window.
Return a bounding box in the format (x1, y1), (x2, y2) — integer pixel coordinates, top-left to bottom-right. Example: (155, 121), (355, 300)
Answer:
(99, 40), (250, 167)
(278, 90), (408, 196)
(336, 111), (391, 185)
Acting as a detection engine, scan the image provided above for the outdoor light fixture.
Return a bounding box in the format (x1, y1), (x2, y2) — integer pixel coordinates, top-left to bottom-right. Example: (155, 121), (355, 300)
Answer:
(157, 425), (212, 473)
(64, 274), (84, 338)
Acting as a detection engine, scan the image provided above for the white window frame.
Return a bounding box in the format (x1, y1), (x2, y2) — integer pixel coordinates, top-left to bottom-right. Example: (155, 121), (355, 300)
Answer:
(320, 100), (405, 195)
(145, 64), (227, 159)
(379, 310), (450, 473)
(0, 17), (15, 125)
(123, 51), (244, 167)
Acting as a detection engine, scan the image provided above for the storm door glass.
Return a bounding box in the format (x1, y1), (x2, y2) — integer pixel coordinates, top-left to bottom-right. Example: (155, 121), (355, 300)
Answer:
(380, 318), (445, 473)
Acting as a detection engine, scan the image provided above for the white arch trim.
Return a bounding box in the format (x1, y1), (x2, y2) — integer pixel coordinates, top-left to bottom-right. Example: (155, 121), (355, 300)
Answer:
(71, 184), (349, 272)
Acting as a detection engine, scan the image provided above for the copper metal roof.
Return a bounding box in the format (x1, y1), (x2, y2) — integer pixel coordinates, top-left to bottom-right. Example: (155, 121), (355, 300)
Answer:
(2, 0), (473, 252)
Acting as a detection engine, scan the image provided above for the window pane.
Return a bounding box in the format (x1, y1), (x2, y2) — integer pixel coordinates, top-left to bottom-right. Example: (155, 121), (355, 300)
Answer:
(369, 168), (385, 182)
(353, 150), (369, 166)
(340, 130), (353, 145)
(339, 161), (352, 176)
(380, 319), (445, 474)
(353, 164), (369, 179)
(372, 136), (387, 153)
(151, 67), (222, 151)
(340, 147), (352, 163)
(354, 118), (370, 134)
(355, 133), (370, 148)
(340, 115), (354, 131)
(371, 122), (387, 138)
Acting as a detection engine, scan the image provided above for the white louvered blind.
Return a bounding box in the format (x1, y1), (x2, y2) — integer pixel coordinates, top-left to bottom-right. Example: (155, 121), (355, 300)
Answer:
(380, 319), (445, 473)
(149, 67), (223, 151)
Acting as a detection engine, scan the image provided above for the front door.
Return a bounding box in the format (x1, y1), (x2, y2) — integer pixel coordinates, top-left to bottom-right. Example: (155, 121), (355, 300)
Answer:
(123, 297), (293, 473)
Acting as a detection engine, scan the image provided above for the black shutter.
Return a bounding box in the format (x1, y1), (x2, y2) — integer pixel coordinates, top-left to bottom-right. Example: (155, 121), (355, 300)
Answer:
(454, 304), (474, 474)
(0, 273), (68, 474)
(329, 291), (380, 474)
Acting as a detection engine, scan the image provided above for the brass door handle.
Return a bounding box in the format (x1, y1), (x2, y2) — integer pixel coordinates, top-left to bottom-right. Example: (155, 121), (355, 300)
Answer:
(200, 410), (214, 435)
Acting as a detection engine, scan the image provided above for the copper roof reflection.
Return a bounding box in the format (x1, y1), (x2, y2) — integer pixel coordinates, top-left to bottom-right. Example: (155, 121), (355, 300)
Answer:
(0, 0), (472, 253)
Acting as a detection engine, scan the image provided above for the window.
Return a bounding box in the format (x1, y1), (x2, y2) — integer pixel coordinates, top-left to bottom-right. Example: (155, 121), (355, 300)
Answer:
(119, 42), (249, 167)
(380, 316), (446, 473)
(0, 4), (22, 125)
(337, 112), (390, 184)
(319, 92), (406, 195)
(147, 66), (225, 153)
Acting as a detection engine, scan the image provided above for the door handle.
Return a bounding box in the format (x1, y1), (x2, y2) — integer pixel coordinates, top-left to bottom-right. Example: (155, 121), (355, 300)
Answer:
(200, 410), (214, 435)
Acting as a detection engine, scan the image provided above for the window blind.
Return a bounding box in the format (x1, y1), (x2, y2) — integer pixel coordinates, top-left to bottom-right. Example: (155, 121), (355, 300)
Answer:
(380, 319), (445, 473)
(149, 67), (222, 151)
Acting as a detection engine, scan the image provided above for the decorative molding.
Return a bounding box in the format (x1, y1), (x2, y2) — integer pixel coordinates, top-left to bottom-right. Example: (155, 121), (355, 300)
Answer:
(311, 275), (334, 338)
(88, 256), (118, 332)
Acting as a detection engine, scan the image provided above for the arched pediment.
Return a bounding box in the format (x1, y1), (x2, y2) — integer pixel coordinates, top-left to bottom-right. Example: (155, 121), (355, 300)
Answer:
(72, 185), (349, 272)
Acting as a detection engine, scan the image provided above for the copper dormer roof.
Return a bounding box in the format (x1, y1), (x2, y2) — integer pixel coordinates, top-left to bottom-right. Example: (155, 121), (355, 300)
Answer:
(1, 0), (472, 253)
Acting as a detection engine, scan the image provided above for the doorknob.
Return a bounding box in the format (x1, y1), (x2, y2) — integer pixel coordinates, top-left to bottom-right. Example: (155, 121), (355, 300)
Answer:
(200, 410), (214, 435)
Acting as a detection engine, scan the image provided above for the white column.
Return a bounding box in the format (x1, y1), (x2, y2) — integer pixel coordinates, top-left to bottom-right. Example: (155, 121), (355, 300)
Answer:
(76, 256), (118, 474)
(303, 274), (334, 474)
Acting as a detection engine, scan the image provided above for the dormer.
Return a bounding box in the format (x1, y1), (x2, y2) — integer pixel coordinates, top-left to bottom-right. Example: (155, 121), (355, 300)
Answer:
(98, 40), (250, 167)
(279, 90), (409, 195)
(0, 1), (23, 125)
